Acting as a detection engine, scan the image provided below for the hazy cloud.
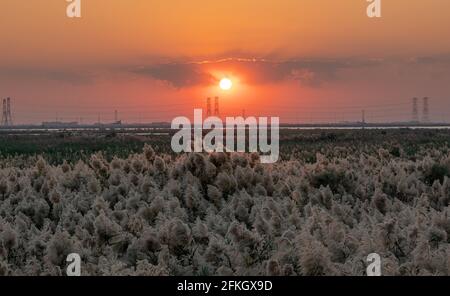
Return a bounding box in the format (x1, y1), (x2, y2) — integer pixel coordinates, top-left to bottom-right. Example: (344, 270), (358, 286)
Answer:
(129, 57), (385, 88)
(132, 63), (216, 88)
(2, 55), (450, 88)
(0, 67), (94, 85)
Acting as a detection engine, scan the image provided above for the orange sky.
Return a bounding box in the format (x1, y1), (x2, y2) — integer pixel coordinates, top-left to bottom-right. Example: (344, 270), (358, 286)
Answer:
(1, 0), (450, 124)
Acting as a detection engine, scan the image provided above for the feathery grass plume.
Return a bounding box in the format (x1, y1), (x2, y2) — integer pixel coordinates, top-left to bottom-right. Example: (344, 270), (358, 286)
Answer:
(94, 210), (121, 245)
(0, 223), (18, 252)
(372, 189), (388, 214)
(215, 172), (237, 196)
(159, 218), (192, 256)
(0, 260), (10, 276)
(266, 259), (281, 276)
(297, 231), (336, 276)
(143, 144), (156, 162)
(45, 230), (74, 266)
(0, 178), (9, 200)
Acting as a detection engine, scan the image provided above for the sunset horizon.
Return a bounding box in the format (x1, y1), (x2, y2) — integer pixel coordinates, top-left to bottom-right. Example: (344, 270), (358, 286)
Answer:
(1, 1), (450, 125)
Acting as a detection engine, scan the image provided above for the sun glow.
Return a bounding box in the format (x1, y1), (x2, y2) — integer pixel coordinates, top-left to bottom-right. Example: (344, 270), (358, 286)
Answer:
(219, 78), (233, 90)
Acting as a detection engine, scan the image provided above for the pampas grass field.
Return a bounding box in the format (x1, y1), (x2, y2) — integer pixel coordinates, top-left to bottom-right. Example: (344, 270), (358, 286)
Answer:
(0, 129), (449, 275)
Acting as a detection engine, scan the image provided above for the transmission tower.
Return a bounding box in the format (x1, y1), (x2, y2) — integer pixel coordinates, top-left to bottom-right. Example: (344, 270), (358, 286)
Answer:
(422, 97), (429, 123)
(6, 97), (12, 125)
(412, 97), (419, 123)
(1, 98), (7, 126)
(206, 97), (212, 117)
(1, 97), (13, 126)
(214, 96), (220, 116)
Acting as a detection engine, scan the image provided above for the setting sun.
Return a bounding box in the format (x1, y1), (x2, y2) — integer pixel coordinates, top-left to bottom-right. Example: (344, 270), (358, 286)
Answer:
(219, 78), (233, 90)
